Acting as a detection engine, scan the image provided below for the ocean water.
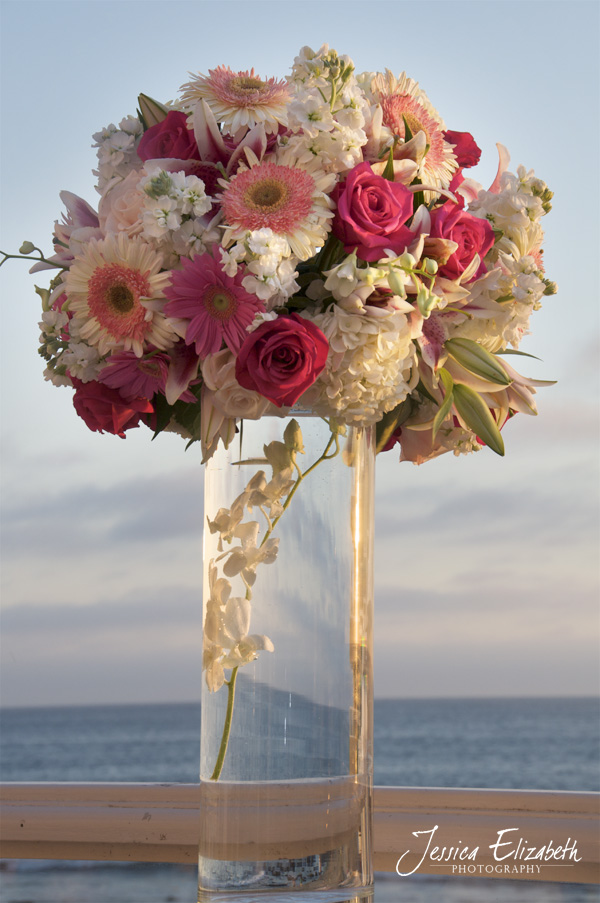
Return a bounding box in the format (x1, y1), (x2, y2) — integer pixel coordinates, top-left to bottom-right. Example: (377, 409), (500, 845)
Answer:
(0, 697), (598, 903)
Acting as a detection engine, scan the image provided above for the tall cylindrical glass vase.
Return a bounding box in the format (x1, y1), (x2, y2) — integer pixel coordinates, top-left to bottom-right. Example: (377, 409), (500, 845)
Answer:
(198, 415), (375, 903)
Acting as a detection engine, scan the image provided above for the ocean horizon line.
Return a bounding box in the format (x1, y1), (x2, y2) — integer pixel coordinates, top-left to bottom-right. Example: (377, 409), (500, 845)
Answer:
(1, 693), (598, 712)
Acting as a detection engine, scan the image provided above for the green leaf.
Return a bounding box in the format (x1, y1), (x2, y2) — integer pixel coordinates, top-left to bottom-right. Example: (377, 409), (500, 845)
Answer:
(432, 369), (454, 439)
(494, 349), (542, 361)
(151, 393), (174, 438)
(375, 399), (413, 453)
(177, 404), (202, 444)
(34, 285), (51, 309)
(402, 115), (414, 142)
(445, 337), (511, 386)
(415, 379), (437, 405)
(295, 270), (322, 288)
(382, 148), (395, 182)
(453, 384), (505, 456)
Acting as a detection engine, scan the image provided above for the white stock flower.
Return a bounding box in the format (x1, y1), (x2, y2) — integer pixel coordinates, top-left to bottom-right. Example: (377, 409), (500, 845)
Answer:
(92, 118), (143, 196)
(171, 217), (221, 258)
(142, 197), (181, 237)
(242, 257), (300, 306)
(39, 309), (69, 337)
(288, 92), (335, 137)
(246, 228), (290, 262)
(61, 342), (104, 382)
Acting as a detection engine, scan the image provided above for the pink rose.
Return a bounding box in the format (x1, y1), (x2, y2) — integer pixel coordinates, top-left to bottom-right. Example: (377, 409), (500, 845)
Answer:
(98, 171), (145, 237)
(71, 378), (153, 437)
(429, 200), (495, 281)
(443, 130), (481, 168)
(332, 162), (414, 262)
(137, 111), (201, 162)
(235, 314), (329, 407)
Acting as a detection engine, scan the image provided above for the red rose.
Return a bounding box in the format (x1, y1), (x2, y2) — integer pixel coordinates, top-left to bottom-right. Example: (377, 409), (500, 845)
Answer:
(71, 378), (153, 437)
(235, 314), (329, 408)
(332, 162), (414, 262)
(137, 111), (201, 162)
(429, 200), (495, 281)
(443, 130), (482, 169)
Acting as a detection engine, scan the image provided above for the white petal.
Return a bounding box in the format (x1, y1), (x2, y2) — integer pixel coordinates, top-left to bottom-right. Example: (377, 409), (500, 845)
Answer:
(223, 596), (251, 641)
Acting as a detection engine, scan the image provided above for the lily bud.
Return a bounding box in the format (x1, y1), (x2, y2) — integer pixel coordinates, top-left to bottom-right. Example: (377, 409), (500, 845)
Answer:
(387, 269), (407, 298)
(416, 284), (436, 317)
(19, 241), (35, 255)
(138, 93), (170, 129)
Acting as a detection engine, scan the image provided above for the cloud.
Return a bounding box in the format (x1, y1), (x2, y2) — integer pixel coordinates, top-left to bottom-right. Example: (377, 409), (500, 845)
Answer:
(1, 586), (203, 707)
(2, 584), (201, 633)
(1, 470), (204, 558)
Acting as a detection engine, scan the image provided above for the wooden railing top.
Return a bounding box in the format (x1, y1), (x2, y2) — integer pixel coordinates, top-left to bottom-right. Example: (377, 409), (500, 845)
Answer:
(1, 782), (598, 884)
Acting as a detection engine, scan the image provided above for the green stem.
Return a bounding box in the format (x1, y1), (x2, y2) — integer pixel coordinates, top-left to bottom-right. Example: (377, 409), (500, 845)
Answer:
(0, 250), (62, 270)
(210, 666), (239, 781)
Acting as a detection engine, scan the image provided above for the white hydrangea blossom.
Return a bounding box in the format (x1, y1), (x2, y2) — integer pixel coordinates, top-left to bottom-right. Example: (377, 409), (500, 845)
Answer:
(302, 305), (417, 423)
(92, 116), (144, 196)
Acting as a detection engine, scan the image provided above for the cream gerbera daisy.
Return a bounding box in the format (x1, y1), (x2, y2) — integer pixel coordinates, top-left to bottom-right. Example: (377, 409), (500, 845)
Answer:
(179, 66), (290, 138)
(65, 234), (176, 358)
(372, 70), (457, 191)
(220, 152), (335, 261)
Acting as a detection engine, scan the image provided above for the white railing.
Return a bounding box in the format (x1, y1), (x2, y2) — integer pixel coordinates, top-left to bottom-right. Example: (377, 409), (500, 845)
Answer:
(1, 783), (598, 884)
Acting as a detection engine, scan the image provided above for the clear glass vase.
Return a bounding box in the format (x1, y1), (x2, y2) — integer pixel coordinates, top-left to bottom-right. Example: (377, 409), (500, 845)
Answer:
(198, 415), (375, 903)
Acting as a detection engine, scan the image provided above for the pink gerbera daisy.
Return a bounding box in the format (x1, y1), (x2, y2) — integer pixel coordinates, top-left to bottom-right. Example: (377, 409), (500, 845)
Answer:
(179, 66), (290, 138)
(380, 93), (457, 190)
(99, 350), (170, 399)
(65, 234), (176, 358)
(221, 157), (334, 260)
(164, 252), (265, 358)
(99, 349), (198, 402)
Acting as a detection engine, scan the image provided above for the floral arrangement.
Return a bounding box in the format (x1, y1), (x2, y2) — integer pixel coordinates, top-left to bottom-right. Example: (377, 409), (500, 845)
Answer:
(3, 45), (557, 780)
(3, 44), (555, 463)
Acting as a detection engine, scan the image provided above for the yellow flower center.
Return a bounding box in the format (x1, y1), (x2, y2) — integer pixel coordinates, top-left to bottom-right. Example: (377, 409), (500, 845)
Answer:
(229, 76), (266, 96)
(211, 292), (232, 312)
(107, 283), (135, 314)
(402, 111), (430, 144)
(244, 178), (289, 213)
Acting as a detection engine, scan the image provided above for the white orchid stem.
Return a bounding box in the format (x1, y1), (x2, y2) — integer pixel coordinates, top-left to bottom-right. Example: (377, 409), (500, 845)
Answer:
(266, 430), (340, 539)
(210, 666), (239, 781)
(208, 422), (341, 781)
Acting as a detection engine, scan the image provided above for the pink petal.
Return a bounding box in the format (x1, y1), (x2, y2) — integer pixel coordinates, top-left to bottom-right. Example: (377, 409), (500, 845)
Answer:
(165, 342), (200, 405)
(489, 144), (511, 194)
(59, 191), (99, 228)
(193, 100), (229, 165)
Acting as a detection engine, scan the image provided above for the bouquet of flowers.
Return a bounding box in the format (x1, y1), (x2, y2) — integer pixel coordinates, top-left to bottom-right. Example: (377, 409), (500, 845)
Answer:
(6, 44), (555, 463)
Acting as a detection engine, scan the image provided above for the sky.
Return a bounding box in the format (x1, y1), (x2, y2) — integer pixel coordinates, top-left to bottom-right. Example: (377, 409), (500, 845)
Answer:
(1, 0), (599, 708)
